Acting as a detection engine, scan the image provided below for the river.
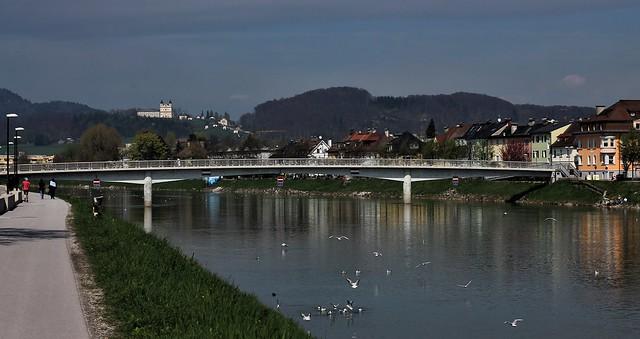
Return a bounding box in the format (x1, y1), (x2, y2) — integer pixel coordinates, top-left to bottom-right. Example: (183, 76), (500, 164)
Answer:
(85, 189), (640, 338)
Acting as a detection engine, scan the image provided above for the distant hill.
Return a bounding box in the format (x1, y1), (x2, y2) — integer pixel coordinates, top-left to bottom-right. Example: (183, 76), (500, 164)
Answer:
(0, 88), (195, 145)
(239, 87), (594, 139)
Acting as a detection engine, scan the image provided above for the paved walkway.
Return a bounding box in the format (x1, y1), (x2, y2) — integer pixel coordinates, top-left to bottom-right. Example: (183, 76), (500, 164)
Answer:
(0, 197), (89, 339)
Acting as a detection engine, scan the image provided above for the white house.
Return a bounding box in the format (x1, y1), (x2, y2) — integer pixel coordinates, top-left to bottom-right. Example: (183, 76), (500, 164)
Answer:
(308, 139), (332, 159)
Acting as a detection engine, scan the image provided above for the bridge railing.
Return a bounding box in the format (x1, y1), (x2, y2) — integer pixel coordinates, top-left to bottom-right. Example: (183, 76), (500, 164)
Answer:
(6, 158), (555, 174)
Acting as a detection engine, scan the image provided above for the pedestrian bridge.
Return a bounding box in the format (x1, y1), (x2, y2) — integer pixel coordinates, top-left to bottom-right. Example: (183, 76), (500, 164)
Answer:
(5, 158), (558, 204)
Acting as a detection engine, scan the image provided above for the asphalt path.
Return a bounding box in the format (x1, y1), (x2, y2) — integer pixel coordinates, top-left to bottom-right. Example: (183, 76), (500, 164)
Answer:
(0, 196), (89, 339)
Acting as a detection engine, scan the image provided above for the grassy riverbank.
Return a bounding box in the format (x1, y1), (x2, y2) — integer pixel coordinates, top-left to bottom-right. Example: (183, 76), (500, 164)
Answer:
(219, 177), (541, 201)
(70, 198), (309, 338)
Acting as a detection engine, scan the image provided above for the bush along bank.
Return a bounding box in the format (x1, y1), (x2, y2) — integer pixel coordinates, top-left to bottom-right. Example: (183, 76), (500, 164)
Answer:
(69, 198), (310, 338)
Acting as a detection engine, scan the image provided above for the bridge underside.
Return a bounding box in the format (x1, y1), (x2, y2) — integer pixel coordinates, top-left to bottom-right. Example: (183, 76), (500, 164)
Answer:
(23, 167), (553, 184)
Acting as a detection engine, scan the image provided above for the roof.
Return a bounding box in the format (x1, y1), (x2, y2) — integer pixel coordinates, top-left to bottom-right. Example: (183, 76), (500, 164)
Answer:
(584, 100), (640, 122)
(436, 124), (472, 143)
(346, 131), (383, 143)
(463, 121), (509, 140)
(530, 122), (571, 134)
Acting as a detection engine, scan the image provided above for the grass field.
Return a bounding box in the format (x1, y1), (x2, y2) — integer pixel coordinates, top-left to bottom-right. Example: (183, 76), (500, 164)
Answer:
(70, 198), (310, 338)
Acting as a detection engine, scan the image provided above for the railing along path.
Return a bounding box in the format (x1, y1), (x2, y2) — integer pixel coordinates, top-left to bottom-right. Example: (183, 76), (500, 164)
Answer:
(3, 158), (556, 175)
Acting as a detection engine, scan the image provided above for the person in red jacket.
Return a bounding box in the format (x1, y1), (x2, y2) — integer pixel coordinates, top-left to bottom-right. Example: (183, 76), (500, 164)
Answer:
(21, 177), (31, 202)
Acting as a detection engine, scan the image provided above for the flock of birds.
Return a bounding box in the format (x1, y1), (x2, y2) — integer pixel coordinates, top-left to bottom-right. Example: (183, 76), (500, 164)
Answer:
(270, 230), (545, 329)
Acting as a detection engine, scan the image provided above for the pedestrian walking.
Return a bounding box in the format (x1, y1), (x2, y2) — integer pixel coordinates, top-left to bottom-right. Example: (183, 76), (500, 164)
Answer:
(21, 177), (31, 202)
(49, 178), (57, 199)
(39, 178), (45, 199)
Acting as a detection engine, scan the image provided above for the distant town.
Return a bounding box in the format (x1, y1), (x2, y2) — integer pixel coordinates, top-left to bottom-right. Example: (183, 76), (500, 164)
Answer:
(3, 98), (640, 181)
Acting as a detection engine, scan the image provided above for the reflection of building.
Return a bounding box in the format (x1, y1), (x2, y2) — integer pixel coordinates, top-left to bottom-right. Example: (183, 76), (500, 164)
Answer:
(137, 100), (173, 119)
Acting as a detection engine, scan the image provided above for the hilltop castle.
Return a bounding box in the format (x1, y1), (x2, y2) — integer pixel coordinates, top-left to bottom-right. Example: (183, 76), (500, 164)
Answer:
(137, 100), (173, 119)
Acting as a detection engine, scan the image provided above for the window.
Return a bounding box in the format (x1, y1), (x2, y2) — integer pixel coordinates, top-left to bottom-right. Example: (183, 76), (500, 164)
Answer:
(577, 140), (582, 148)
(576, 156), (582, 165)
(542, 150), (547, 158)
(533, 151), (539, 158)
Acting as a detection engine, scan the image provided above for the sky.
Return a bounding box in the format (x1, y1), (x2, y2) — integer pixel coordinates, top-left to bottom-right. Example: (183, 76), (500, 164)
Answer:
(1, 0), (639, 117)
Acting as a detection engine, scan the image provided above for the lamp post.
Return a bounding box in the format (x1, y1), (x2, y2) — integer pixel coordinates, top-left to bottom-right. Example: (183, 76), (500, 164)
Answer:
(5, 113), (18, 191)
(14, 127), (24, 190)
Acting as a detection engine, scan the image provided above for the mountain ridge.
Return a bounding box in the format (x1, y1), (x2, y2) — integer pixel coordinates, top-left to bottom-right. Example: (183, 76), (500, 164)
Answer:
(240, 87), (594, 139)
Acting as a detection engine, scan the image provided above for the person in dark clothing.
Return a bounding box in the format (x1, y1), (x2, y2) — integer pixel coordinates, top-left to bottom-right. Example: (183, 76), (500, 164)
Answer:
(39, 179), (46, 199)
(49, 178), (57, 199)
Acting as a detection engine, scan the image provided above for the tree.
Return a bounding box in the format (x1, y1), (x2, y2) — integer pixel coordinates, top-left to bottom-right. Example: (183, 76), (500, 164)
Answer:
(128, 130), (169, 160)
(425, 119), (436, 139)
(241, 134), (263, 150)
(500, 141), (530, 161)
(177, 142), (207, 159)
(165, 131), (177, 155)
(621, 129), (640, 178)
(77, 123), (122, 161)
(470, 140), (493, 160)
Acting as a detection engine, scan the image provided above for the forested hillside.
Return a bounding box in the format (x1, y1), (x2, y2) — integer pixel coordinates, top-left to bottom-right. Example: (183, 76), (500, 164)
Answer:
(240, 87), (594, 139)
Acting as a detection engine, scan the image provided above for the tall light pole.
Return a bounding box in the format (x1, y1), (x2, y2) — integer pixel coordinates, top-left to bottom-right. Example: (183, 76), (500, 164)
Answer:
(14, 127), (24, 190)
(5, 113), (18, 191)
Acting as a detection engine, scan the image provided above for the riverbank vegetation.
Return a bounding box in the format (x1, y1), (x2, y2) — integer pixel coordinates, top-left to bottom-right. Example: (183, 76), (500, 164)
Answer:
(70, 198), (309, 338)
(219, 177), (541, 201)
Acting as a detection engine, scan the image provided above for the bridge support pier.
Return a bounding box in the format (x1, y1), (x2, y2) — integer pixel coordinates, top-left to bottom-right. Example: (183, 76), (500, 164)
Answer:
(143, 176), (152, 207)
(403, 173), (411, 204)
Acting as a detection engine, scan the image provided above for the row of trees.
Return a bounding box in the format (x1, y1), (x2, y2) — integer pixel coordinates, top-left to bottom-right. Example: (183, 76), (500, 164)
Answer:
(54, 124), (269, 162)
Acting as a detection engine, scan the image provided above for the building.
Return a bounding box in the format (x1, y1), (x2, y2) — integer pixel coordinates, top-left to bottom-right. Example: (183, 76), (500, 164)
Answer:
(529, 120), (571, 163)
(137, 100), (173, 119)
(328, 130), (392, 158)
(573, 101), (640, 180)
(550, 123), (579, 173)
(386, 132), (424, 158)
(462, 120), (511, 160)
(435, 124), (472, 146)
(271, 138), (332, 159)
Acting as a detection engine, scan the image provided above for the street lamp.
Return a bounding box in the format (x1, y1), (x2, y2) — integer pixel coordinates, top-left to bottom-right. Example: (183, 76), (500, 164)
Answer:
(14, 128), (24, 190)
(5, 113), (18, 190)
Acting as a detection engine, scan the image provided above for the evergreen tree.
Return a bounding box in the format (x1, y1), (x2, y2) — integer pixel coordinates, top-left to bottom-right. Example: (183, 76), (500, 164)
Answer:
(425, 119), (436, 139)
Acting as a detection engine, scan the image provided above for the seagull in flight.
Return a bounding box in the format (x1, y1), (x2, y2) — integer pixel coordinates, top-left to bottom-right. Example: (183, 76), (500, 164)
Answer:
(504, 319), (523, 327)
(415, 261), (431, 268)
(301, 313), (311, 321)
(457, 280), (472, 288)
(372, 251), (383, 257)
(544, 217), (557, 222)
(346, 278), (360, 289)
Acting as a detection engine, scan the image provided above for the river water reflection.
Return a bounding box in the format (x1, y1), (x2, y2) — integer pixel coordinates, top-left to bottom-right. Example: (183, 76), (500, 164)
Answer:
(97, 189), (640, 338)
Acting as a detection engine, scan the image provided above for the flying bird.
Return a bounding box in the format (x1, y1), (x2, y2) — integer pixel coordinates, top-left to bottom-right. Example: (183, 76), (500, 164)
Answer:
(301, 313), (311, 321)
(457, 280), (472, 288)
(372, 251), (383, 257)
(346, 278), (360, 289)
(504, 319), (523, 327)
(415, 261), (431, 268)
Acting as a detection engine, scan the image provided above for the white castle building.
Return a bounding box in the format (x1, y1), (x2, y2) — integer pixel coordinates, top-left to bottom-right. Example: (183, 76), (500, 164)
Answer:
(137, 100), (173, 119)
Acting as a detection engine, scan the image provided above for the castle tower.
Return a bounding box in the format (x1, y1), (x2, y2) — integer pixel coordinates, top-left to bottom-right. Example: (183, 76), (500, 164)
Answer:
(159, 100), (173, 118)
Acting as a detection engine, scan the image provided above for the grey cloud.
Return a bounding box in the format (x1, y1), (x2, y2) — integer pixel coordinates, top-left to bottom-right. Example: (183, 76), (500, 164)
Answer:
(1, 0), (637, 39)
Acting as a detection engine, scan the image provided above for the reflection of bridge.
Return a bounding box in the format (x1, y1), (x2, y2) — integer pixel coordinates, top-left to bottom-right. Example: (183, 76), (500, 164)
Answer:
(7, 158), (557, 205)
